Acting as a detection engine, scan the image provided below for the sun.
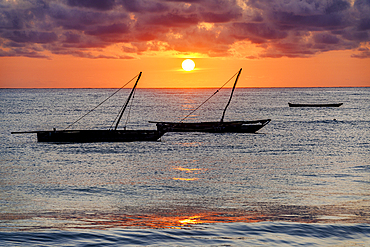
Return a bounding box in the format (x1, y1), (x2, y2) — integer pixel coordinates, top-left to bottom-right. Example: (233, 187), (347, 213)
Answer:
(182, 59), (195, 71)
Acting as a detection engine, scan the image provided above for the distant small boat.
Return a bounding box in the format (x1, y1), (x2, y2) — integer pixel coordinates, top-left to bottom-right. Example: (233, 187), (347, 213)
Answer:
(288, 103), (343, 107)
(150, 68), (271, 133)
(12, 72), (165, 143)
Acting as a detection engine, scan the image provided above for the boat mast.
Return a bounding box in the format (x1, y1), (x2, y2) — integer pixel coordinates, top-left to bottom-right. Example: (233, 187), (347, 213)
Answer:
(114, 72), (142, 130)
(220, 68), (242, 123)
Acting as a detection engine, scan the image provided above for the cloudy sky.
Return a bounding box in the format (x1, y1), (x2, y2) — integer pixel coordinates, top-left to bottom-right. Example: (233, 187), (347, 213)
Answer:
(1, 0), (369, 88)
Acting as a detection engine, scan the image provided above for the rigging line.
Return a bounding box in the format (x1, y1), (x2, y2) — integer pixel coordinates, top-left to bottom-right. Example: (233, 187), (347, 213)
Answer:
(123, 87), (136, 129)
(64, 73), (140, 131)
(109, 98), (126, 130)
(114, 72), (142, 130)
(110, 72), (142, 130)
(179, 71), (239, 123)
(109, 84), (135, 130)
(221, 68), (242, 122)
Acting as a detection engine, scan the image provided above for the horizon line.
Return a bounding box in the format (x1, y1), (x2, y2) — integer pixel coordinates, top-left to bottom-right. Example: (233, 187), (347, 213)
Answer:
(1, 86), (369, 90)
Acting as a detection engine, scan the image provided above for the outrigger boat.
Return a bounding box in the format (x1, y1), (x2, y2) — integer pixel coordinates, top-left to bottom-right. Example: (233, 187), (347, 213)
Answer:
(288, 103), (343, 107)
(150, 68), (271, 133)
(12, 72), (165, 143)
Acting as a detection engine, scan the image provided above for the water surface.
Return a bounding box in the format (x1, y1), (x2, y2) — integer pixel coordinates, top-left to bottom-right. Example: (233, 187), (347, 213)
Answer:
(1, 87), (369, 245)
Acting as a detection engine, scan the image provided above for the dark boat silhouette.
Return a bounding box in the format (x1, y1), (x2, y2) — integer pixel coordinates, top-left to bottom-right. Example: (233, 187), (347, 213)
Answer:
(288, 103), (343, 107)
(12, 72), (165, 143)
(149, 120), (270, 133)
(150, 68), (271, 133)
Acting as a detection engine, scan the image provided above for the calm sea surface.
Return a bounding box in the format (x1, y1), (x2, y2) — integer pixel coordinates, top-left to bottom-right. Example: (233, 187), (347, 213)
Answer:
(1, 87), (369, 246)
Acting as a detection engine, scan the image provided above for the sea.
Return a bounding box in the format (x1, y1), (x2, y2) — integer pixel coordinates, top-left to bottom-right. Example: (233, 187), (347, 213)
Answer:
(0, 87), (369, 246)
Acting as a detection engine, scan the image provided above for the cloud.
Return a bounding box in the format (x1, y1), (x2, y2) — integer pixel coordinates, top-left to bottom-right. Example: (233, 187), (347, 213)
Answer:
(0, 0), (369, 59)
(120, 0), (170, 13)
(66, 0), (116, 11)
(351, 45), (370, 58)
(3, 30), (58, 43)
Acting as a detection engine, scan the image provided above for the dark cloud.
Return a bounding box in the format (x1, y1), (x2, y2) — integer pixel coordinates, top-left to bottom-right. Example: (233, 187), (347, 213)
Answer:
(86, 23), (130, 36)
(3, 30), (58, 43)
(148, 13), (199, 27)
(358, 18), (370, 31)
(233, 23), (288, 42)
(0, 0), (369, 59)
(63, 31), (80, 43)
(198, 0), (242, 22)
(120, 0), (170, 13)
(313, 33), (340, 44)
(200, 10), (237, 23)
(66, 0), (115, 11)
(325, 0), (351, 14)
(272, 12), (349, 30)
(351, 47), (370, 58)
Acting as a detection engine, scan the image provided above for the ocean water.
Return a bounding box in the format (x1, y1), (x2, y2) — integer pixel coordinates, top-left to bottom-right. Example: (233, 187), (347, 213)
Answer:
(1, 87), (369, 246)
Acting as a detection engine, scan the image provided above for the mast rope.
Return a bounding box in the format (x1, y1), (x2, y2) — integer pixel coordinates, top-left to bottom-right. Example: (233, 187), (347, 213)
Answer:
(111, 72), (141, 130)
(64, 73), (140, 130)
(109, 92), (132, 130)
(123, 88), (136, 129)
(179, 70), (239, 123)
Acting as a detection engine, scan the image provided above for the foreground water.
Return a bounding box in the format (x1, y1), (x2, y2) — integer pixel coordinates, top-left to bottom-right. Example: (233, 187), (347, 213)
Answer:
(1, 87), (369, 246)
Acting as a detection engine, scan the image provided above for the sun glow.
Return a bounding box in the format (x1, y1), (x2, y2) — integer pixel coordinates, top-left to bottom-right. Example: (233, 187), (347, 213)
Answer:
(182, 59), (195, 71)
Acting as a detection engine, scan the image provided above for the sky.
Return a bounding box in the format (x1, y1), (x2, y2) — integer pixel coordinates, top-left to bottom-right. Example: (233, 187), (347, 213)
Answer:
(0, 0), (370, 88)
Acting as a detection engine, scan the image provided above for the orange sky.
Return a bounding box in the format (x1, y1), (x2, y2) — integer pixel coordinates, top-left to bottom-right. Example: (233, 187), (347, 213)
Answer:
(1, 50), (369, 88)
(0, 0), (369, 88)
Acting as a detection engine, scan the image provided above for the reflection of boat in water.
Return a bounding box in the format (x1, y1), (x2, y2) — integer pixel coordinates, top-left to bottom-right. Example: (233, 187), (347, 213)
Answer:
(12, 72), (165, 143)
(150, 68), (271, 133)
(288, 103), (343, 107)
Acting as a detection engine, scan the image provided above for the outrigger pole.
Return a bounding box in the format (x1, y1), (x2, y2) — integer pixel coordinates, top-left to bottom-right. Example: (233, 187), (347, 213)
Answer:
(114, 72), (142, 130)
(220, 68), (242, 123)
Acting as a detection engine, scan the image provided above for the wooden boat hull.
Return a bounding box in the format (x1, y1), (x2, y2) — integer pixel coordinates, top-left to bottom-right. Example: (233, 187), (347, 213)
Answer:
(288, 103), (343, 107)
(35, 130), (165, 143)
(150, 119), (271, 133)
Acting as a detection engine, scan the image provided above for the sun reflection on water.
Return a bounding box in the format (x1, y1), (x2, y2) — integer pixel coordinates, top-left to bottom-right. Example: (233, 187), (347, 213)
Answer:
(1, 202), (368, 230)
(173, 167), (204, 173)
(172, 177), (198, 181)
(178, 216), (201, 225)
(171, 166), (206, 181)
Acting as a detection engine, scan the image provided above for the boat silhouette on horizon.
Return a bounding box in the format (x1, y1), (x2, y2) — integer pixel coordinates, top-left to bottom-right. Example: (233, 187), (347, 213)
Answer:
(12, 72), (165, 143)
(150, 68), (271, 133)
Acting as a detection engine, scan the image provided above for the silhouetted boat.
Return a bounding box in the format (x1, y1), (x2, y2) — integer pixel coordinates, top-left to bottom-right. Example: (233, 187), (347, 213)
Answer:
(288, 103), (343, 107)
(149, 120), (271, 133)
(150, 68), (271, 133)
(12, 72), (165, 143)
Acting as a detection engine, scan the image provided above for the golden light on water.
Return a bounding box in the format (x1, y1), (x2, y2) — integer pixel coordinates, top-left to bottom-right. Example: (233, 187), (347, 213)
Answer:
(172, 177), (198, 181)
(178, 216), (201, 225)
(173, 167), (203, 173)
(172, 166), (204, 181)
(4, 204), (365, 230)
